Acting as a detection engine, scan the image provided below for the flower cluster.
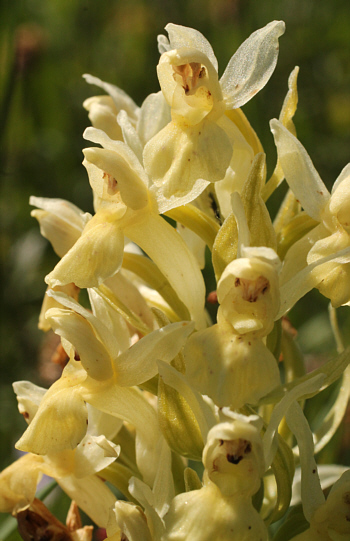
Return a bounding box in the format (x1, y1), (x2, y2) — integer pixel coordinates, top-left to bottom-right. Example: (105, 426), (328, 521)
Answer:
(1, 21), (350, 541)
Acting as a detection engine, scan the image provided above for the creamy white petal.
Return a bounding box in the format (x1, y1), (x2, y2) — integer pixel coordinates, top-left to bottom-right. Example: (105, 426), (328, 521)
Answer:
(16, 363), (88, 455)
(74, 434), (120, 478)
(58, 474), (117, 528)
(220, 21), (285, 109)
(13, 381), (47, 425)
(278, 245), (350, 317)
(30, 197), (89, 258)
(331, 162), (350, 194)
(46, 209), (125, 289)
(144, 119), (231, 209)
(106, 501), (153, 541)
(83, 95), (123, 141)
(47, 289), (121, 359)
(80, 381), (161, 486)
(270, 119), (330, 221)
(114, 321), (194, 386)
(137, 91), (171, 147)
(46, 308), (113, 381)
(83, 74), (139, 120)
(117, 110), (143, 162)
(86, 404), (124, 440)
(0, 453), (45, 514)
(164, 23), (218, 71)
(184, 321), (280, 408)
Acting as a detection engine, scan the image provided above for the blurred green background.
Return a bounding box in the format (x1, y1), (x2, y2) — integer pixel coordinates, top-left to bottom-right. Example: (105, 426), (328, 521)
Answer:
(1, 0), (350, 494)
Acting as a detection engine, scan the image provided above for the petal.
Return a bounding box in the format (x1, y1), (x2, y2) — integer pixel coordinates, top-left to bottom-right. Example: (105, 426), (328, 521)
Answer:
(85, 403), (124, 441)
(144, 119), (232, 211)
(13, 380), (47, 425)
(84, 147), (148, 211)
(114, 321), (195, 386)
(88, 287), (131, 353)
(106, 501), (153, 541)
(45, 209), (125, 289)
(105, 271), (156, 331)
(58, 474), (117, 528)
(74, 434), (120, 478)
(225, 108), (264, 156)
(117, 110), (143, 163)
(279, 223), (325, 285)
(162, 483), (267, 541)
(217, 252), (280, 336)
(220, 21), (285, 109)
(83, 95), (123, 140)
(278, 243), (350, 317)
(184, 321), (280, 408)
(16, 363), (88, 455)
(214, 115), (255, 218)
(48, 289), (121, 359)
(331, 162), (350, 194)
(270, 119), (330, 221)
(177, 223), (206, 269)
(83, 127), (149, 209)
(291, 464), (349, 507)
(0, 453), (45, 513)
(307, 231), (350, 307)
(157, 48), (221, 114)
(129, 477), (166, 539)
(164, 23), (218, 71)
(149, 437), (174, 518)
(80, 381), (161, 486)
(38, 283), (80, 332)
(30, 196), (89, 258)
(46, 307), (114, 381)
(329, 164), (350, 232)
(83, 74), (139, 121)
(137, 91), (171, 147)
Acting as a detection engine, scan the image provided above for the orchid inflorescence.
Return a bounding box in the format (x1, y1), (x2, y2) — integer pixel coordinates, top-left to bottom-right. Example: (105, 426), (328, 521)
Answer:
(1, 21), (350, 541)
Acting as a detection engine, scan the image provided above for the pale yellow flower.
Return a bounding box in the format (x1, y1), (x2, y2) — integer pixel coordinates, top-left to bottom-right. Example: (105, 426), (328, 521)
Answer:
(143, 21), (285, 211)
(271, 119), (350, 307)
(0, 385), (121, 527)
(39, 129), (207, 328)
(162, 415), (267, 541)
